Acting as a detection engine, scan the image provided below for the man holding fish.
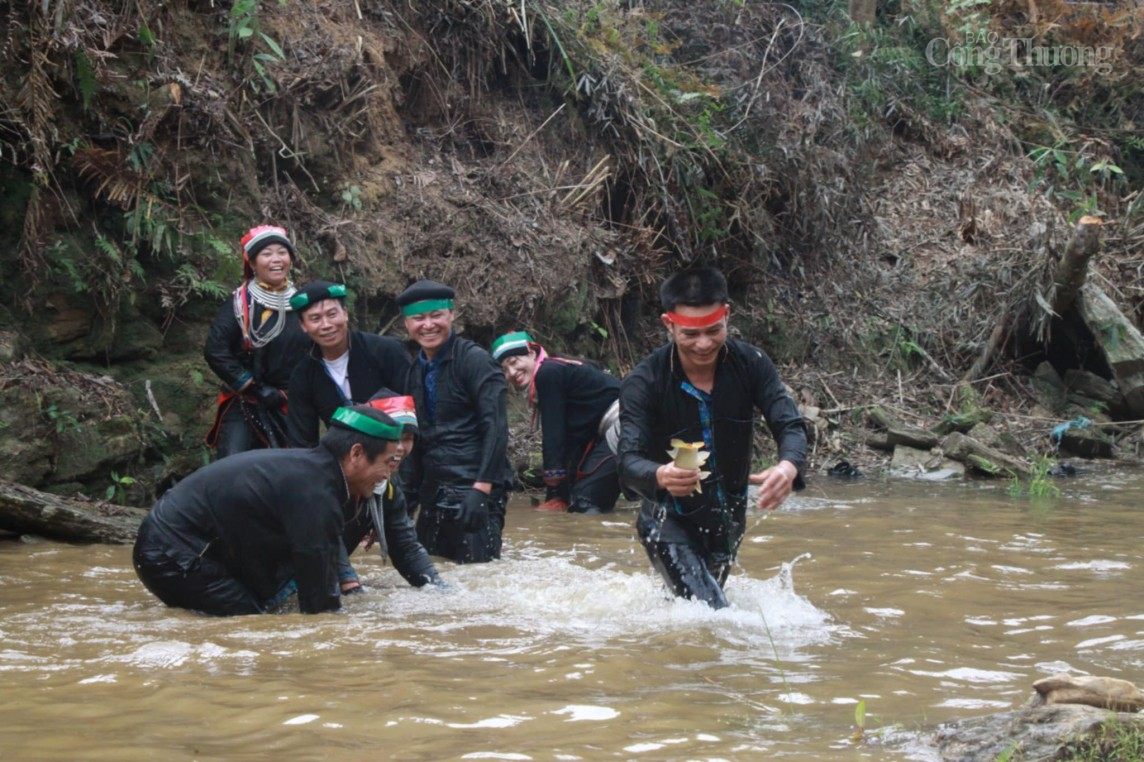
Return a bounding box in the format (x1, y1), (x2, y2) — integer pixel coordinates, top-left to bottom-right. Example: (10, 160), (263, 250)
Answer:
(617, 267), (808, 609)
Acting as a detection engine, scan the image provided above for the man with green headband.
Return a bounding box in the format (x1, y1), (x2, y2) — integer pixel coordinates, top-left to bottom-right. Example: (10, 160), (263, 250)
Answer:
(133, 405), (405, 615)
(396, 279), (510, 564)
(285, 280), (411, 449)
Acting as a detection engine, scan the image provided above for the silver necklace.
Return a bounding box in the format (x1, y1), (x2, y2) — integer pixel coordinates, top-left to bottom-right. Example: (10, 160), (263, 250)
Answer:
(233, 280), (297, 348)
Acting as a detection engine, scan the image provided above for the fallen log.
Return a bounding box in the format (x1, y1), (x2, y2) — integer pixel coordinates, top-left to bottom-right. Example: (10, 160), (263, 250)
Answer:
(0, 479), (146, 544)
(940, 431), (1029, 477)
(866, 407), (940, 450)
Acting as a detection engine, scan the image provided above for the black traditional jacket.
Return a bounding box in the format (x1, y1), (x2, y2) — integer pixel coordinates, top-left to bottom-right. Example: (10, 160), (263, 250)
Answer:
(533, 360), (619, 476)
(203, 290), (310, 394)
(139, 445), (353, 613)
(400, 333), (510, 499)
(617, 337), (808, 509)
(286, 330), (411, 447)
(341, 480), (442, 586)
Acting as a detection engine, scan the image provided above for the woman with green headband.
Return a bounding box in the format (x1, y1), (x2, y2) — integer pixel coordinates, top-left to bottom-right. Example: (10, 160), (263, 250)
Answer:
(492, 331), (623, 514)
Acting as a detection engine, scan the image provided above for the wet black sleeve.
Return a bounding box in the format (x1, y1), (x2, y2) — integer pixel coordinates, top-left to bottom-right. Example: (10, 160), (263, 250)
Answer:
(203, 295), (252, 392)
(382, 487), (442, 587)
(282, 484), (343, 613)
(534, 364), (569, 475)
(463, 347), (509, 485)
(285, 360), (322, 448)
(616, 360), (663, 503)
(747, 345), (809, 489)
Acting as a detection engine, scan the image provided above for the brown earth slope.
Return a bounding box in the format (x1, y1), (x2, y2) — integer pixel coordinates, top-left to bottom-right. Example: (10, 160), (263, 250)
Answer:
(0, 0), (1141, 499)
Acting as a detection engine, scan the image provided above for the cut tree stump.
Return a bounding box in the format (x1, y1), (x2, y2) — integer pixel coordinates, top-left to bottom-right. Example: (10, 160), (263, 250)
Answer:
(0, 479), (146, 544)
(1049, 215), (1103, 316)
(962, 216), (1102, 384)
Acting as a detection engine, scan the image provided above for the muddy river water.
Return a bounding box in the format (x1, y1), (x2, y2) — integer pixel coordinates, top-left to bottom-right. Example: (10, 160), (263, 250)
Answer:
(3, 468), (1144, 760)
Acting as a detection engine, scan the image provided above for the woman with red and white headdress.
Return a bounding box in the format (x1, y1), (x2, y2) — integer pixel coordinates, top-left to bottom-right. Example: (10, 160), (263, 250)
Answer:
(203, 225), (311, 457)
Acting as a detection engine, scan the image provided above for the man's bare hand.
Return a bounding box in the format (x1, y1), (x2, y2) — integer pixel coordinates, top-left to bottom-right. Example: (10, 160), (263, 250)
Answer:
(656, 463), (701, 497)
(748, 461), (798, 511)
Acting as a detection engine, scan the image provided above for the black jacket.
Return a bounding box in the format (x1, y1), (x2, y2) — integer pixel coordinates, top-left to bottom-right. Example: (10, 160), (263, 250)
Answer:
(138, 445), (352, 613)
(203, 290), (310, 394)
(534, 360), (619, 474)
(342, 480), (442, 586)
(401, 333), (510, 497)
(617, 338), (807, 508)
(286, 330), (412, 447)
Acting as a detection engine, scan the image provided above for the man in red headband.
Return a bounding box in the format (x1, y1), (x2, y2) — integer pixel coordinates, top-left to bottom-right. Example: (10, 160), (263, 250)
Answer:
(617, 267), (807, 609)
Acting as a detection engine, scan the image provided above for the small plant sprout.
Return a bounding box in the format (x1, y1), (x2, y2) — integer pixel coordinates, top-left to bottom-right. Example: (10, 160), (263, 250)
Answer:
(106, 471), (136, 503)
(851, 699), (867, 743)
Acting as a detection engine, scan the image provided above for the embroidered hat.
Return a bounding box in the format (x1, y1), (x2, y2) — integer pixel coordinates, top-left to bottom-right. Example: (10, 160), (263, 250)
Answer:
(396, 280), (455, 317)
(241, 225), (296, 281)
(289, 280), (348, 313)
(367, 391), (418, 434)
(491, 331), (535, 363)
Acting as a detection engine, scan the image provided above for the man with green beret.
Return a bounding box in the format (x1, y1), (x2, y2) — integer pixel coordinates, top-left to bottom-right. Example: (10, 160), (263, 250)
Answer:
(285, 280), (412, 449)
(396, 279), (510, 564)
(133, 405), (406, 615)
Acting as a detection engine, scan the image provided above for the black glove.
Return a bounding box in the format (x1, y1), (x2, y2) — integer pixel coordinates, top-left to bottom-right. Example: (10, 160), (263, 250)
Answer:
(456, 489), (489, 532)
(255, 384), (285, 409)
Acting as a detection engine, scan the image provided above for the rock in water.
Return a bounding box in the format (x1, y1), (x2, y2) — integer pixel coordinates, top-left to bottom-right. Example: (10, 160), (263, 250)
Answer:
(1032, 672), (1144, 712)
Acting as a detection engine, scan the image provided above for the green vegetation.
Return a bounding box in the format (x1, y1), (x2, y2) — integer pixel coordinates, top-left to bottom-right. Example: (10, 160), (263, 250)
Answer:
(340, 183), (363, 212)
(1059, 720), (1144, 761)
(1009, 456), (1062, 499)
(228, 0), (289, 94)
(38, 398), (81, 435)
(105, 471), (136, 503)
(850, 699), (867, 743)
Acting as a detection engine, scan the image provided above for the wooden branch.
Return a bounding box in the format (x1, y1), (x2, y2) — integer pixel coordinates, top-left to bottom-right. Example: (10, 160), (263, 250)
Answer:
(941, 432), (1028, 477)
(867, 406), (940, 450)
(961, 321), (1009, 384)
(0, 479), (146, 544)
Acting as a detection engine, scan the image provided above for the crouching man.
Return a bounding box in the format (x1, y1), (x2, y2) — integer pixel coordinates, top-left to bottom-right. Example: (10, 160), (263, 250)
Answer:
(133, 405), (405, 615)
